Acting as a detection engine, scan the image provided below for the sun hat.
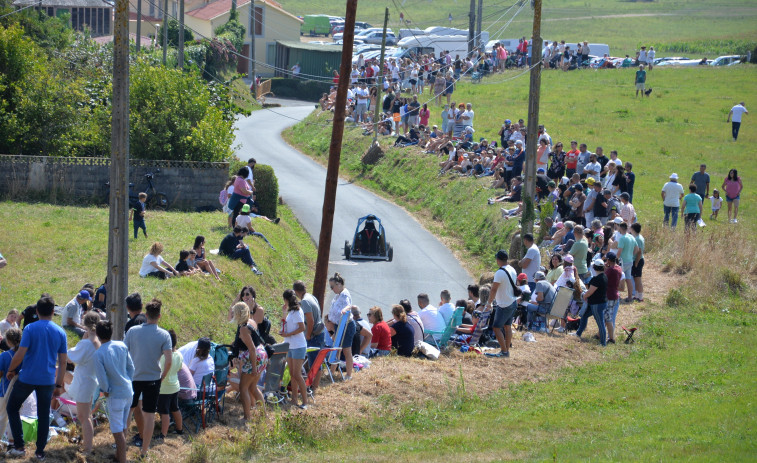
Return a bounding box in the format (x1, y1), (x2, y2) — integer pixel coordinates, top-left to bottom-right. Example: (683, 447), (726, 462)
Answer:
(564, 255), (574, 264)
(241, 204), (251, 213)
(670, 173), (679, 180)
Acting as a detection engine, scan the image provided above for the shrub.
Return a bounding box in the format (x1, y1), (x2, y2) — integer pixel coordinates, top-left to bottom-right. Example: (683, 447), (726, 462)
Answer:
(665, 288), (688, 308)
(254, 164), (278, 219)
(717, 268), (746, 294)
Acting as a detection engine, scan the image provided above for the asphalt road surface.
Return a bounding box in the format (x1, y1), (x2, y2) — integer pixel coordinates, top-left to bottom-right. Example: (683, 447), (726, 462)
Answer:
(234, 102), (471, 320)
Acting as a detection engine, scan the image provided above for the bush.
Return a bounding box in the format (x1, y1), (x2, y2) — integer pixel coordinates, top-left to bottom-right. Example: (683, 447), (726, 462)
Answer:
(254, 164), (278, 219)
(665, 288), (688, 308)
(269, 78), (332, 102)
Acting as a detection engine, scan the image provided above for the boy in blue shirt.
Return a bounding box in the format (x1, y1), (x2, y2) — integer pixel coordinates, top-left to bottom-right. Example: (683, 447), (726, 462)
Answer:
(95, 320), (134, 463)
(5, 296), (68, 460)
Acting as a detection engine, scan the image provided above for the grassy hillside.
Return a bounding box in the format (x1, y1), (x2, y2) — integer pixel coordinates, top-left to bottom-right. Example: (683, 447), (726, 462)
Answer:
(284, 65), (756, 273)
(281, 0), (757, 55)
(0, 202), (316, 345)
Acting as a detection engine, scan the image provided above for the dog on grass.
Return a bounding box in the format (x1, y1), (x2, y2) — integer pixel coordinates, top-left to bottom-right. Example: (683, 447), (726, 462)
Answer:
(645, 87), (653, 96)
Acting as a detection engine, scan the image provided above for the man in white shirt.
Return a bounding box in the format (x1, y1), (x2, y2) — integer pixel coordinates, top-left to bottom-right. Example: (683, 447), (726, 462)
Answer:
(519, 234), (541, 291)
(245, 158), (256, 191)
(584, 154), (602, 183)
(485, 250), (518, 358)
(647, 46), (656, 69)
(354, 82), (369, 124)
(661, 173), (685, 228)
(638, 46), (647, 66)
(437, 290), (455, 326)
(417, 293), (445, 341)
(727, 101), (748, 141)
(461, 103), (474, 128)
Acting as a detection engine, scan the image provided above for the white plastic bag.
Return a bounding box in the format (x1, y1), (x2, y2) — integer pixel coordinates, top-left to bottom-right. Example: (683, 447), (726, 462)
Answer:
(416, 341), (440, 360)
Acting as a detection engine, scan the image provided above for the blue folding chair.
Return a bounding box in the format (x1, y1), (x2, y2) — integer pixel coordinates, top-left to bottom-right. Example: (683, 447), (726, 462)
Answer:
(326, 312), (350, 382)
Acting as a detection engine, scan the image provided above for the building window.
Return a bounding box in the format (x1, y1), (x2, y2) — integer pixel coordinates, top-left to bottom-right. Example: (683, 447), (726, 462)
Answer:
(250, 6), (263, 37)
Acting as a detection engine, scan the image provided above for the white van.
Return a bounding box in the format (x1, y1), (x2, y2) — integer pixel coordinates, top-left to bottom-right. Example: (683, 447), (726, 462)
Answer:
(394, 34), (486, 60)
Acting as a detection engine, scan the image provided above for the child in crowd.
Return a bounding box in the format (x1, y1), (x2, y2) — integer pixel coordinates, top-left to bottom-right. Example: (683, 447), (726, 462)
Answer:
(0, 328), (22, 443)
(709, 189), (722, 220)
(157, 329), (184, 442)
(175, 250), (199, 276)
(94, 321), (134, 463)
(129, 192), (148, 239)
(0, 309), (19, 350)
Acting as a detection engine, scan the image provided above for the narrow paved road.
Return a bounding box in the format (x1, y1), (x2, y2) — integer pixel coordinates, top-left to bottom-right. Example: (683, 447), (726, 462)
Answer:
(234, 103), (471, 319)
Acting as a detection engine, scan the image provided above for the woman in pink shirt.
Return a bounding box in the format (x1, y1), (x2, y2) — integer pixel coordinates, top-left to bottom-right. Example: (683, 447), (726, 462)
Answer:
(228, 167), (253, 226)
(419, 104), (430, 127)
(721, 168), (743, 223)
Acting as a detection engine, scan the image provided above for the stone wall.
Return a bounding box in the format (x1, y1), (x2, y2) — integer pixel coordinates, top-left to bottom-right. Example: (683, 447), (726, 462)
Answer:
(0, 155), (229, 211)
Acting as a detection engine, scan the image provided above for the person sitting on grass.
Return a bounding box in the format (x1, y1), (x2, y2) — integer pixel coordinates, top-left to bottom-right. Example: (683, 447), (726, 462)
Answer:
(138, 242), (179, 279)
(94, 320), (134, 463)
(489, 176), (522, 204)
(389, 305), (415, 357)
(192, 235), (221, 281)
(237, 203), (280, 227)
(156, 329), (183, 443)
(219, 227), (263, 275)
(175, 250), (199, 276)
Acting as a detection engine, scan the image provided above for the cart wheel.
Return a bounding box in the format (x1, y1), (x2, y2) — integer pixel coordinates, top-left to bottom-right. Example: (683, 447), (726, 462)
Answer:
(387, 245), (393, 262)
(344, 241), (351, 260)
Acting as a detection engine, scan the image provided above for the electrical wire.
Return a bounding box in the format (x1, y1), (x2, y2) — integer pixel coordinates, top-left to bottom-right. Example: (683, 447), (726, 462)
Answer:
(0, 3), (40, 20)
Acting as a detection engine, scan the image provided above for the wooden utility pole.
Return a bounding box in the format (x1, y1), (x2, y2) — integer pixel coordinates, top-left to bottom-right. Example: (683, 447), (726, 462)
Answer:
(476, 0), (483, 49)
(522, 0), (542, 236)
(162, 0), (168, 65)
(136, 0), (142, 51)
(372, 7), (389, 144)
(312, 0), (358, 310)
(467, 0), (476, 54)
(248, 0), (256, 95)
(109, 0), (130, 339)
(178, 0), (184, 69)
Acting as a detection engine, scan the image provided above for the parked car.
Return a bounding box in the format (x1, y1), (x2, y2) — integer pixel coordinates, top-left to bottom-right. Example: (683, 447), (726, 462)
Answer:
(334, 27), (388, 43)
(657, 58), (708, 67)
(653, 56), (689, 65)
(354, 21), (373, 30)
(360, 31), (397, 45)
(331, 24), (345, 35)
(710, 55), (742, 66)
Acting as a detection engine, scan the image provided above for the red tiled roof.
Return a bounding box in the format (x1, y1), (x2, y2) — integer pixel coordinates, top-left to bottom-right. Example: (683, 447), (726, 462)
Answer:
(187, 0), (300, 23)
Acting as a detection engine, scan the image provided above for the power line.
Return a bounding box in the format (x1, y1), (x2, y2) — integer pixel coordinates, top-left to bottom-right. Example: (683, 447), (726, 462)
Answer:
(0, 3), (39, 20)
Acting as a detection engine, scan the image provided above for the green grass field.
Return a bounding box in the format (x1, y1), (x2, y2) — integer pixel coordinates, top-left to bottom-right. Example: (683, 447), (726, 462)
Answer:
(281, 0), (757, 55)
(284, 65), (756, 273)
(0, 202), (316, 345)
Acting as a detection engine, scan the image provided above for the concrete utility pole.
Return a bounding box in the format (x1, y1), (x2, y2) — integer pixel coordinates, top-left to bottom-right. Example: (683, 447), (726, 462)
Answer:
(476, 0), (483, 49)
(248, 0), (256, 95)
(522, 0), (542, 236)
(162, 0), (168, 65)
(109, 0), (130, 339)
(178, 0), (184, 69)
(467, 0), (476, 54)
(312, 0), (358, 311)
(136, 0), (142, 51)
(372, 7), (389, 144)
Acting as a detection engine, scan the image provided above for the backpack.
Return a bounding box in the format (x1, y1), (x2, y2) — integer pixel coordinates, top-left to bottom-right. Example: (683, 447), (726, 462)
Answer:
(219, 188), (229, 206)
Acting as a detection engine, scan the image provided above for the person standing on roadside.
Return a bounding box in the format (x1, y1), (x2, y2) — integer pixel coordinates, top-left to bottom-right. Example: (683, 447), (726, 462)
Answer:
(635, 65), (647, 98)
(485, 250), (519, 358)
(5, 295), (68, 460)
(124, 298), (172, 458)
(630, 223), (645, 302)
(661, 173), (685, 228)
(726, 102), (748, 141)
(293, 280), (325, 392)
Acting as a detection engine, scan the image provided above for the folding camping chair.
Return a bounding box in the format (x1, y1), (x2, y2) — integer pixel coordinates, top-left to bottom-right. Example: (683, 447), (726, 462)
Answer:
(622, 326), (638, 344)
(305, 347), (334, 401)
(211, 343), (232, 416)
(179, 373), (216, 434)
(262, 342), (290, 405)
(426, 307), (464, 351)
(325, 312), (350, 383)
(547, 287), (575, 334)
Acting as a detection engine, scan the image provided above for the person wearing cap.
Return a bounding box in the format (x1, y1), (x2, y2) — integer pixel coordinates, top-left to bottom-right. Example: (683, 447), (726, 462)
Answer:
(662, 173), (685, 228)
(484, 250), (519, 358)
(499, 119), (513, 147)
(582, 178), (597, 225)
(555, 254), (577, 289)
(571, 260), (608, 346)
(62, 289), (92, 338)
(524, 271), (555, 332)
